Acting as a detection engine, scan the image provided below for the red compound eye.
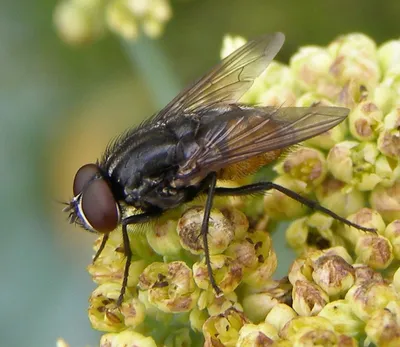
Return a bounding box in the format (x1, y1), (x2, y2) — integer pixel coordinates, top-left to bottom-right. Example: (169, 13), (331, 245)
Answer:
(73, 163), (119, 233)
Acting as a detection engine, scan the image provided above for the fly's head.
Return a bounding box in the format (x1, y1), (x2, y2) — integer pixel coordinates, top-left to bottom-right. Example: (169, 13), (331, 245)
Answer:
(64, 163), (121, 233)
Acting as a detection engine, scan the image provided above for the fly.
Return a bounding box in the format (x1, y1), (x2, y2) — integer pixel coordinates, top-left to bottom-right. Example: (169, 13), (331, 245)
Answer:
(64, 32), (374, 305)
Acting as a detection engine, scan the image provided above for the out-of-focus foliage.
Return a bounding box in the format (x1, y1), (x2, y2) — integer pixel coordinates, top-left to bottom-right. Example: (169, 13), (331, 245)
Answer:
(2, 0), (400, 346)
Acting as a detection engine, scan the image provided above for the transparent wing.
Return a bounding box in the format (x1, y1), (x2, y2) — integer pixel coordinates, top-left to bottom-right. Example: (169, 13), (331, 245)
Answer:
(177, 106), (349, 183)
(154, 32), (285, 121)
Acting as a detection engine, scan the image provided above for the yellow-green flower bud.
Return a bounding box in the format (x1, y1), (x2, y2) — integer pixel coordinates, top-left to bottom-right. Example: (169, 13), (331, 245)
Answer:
(203, 308), (249, 347)
(242, 292), (278, 323)
(100, 330), (157, 347)
(311, 255), (355, 298)
(353, 264), (384, 284)
(207, 292), (243, 316)
(138, 261), (199, 313)
(177, 207), (235, 255)
(365, 302), (400, 347)
(328, 33), (380, 90)
(236, 323), (279, 346)
(377, 107), (400, 159)
(89, 283), (132, 332)
(297, 330), (357, 347)
(264, 175), (309, 220)
(287, 213), (345, 254)
(348, 101), (383, 141)
(146, 219), (182, 257)
(193, 254), (242, 294)
(378, 39), (400, 74)
(383, 220), (400, 260)
(393, 267), (400, 293)
(164, 328), (192, 347)
(353, 263), (384, 285)
(339, 208), (384, 245)
(288, 256), (315, 284)
(189, 307), (208, 332)
(280, 316), (334, 340)
(275, 147), (327, 191)
(323, 246), (353, 265)
(292, 280), (329, 316)
(315, 177), (366, 218)
(106, 0), (139, 40)
(177, 207), (235, 254)
(53, 0), (106, 45)
(318, 300), (364, 338)
(355, 233), (394, 270)
(328, 141), (385, 191)
(265, 303), (297, 332)
(89, 231), (150, 287)
(225, 239), (258, 272)
(345, 280), (398, 322)
(372, 84), (396, 114)
(370, 181), (400, 222)
(290, 46), (336, 96)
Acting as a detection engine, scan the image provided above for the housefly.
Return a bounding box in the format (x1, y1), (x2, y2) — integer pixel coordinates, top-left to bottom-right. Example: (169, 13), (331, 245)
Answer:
(65, 32), (373, 305)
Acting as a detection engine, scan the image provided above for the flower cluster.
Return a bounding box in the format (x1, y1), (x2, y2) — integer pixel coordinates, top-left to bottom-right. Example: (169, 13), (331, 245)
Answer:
(53, 0), (172, 45)
(86, 33), (400, 346)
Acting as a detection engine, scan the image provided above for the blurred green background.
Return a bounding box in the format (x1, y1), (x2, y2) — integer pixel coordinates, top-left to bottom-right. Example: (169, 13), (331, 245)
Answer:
(2, 0), (399, 346)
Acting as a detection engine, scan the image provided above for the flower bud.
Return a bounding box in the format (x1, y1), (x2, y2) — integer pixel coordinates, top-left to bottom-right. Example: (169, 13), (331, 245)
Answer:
(370, 181), (400, 223)
(318, 300), (364, 338)
(355, 233), (394, 270)
(138, 261), (199, 313)
(365, 302), (400, 346)
(146, 219), (182, 257)
(54, 0), (105, 45)
(372, 84), (396, 115)
(220, 35), (246, 59)
(328, 33), (380, 90)
(292, 280), (329, 316)
(345, 280), (398, 321)
(236, 323), (279, 346)
(100, 330), (157, 347)
(265, 303), (297, 332)
(328, 141), (385, 191)
(348, 101), (383, 141)
(88, 283), (132, 332)
(311, 255), (355, 298)
(377, 107), (400, 159)
(189, 307), (208, 332)
(384, 220), (400, 260)
(193, 255), (242, 294)
(353, 264), (384, 285)
(315, 177), (366, 218)
(203, 308), (249, 347)
(378, 39), (400, 74)
(275, 147), (327, 191)
(290, 46), (337, 96)
(106, 0), (138, 40)
(280, 316), (334, 340)
(177, 207), (234, 255)
(242, 292), (278, 323)
(264, 175), (309, 220)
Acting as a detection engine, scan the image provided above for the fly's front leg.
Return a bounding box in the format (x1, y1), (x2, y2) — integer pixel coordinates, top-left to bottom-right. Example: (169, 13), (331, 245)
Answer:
(117, 209), (162, 306)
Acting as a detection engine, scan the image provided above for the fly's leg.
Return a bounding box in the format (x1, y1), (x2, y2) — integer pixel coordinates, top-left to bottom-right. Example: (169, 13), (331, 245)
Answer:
(215, 182), (375, 233)
(201, 172), (223, 296)
(93, 233), (109, 263)
(117, 209), (162, 306)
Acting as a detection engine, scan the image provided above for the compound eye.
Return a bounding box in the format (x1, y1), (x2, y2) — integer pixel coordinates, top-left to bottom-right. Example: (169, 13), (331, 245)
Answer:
(73, 163), (99, 196)
(81, 178), (120, 233)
